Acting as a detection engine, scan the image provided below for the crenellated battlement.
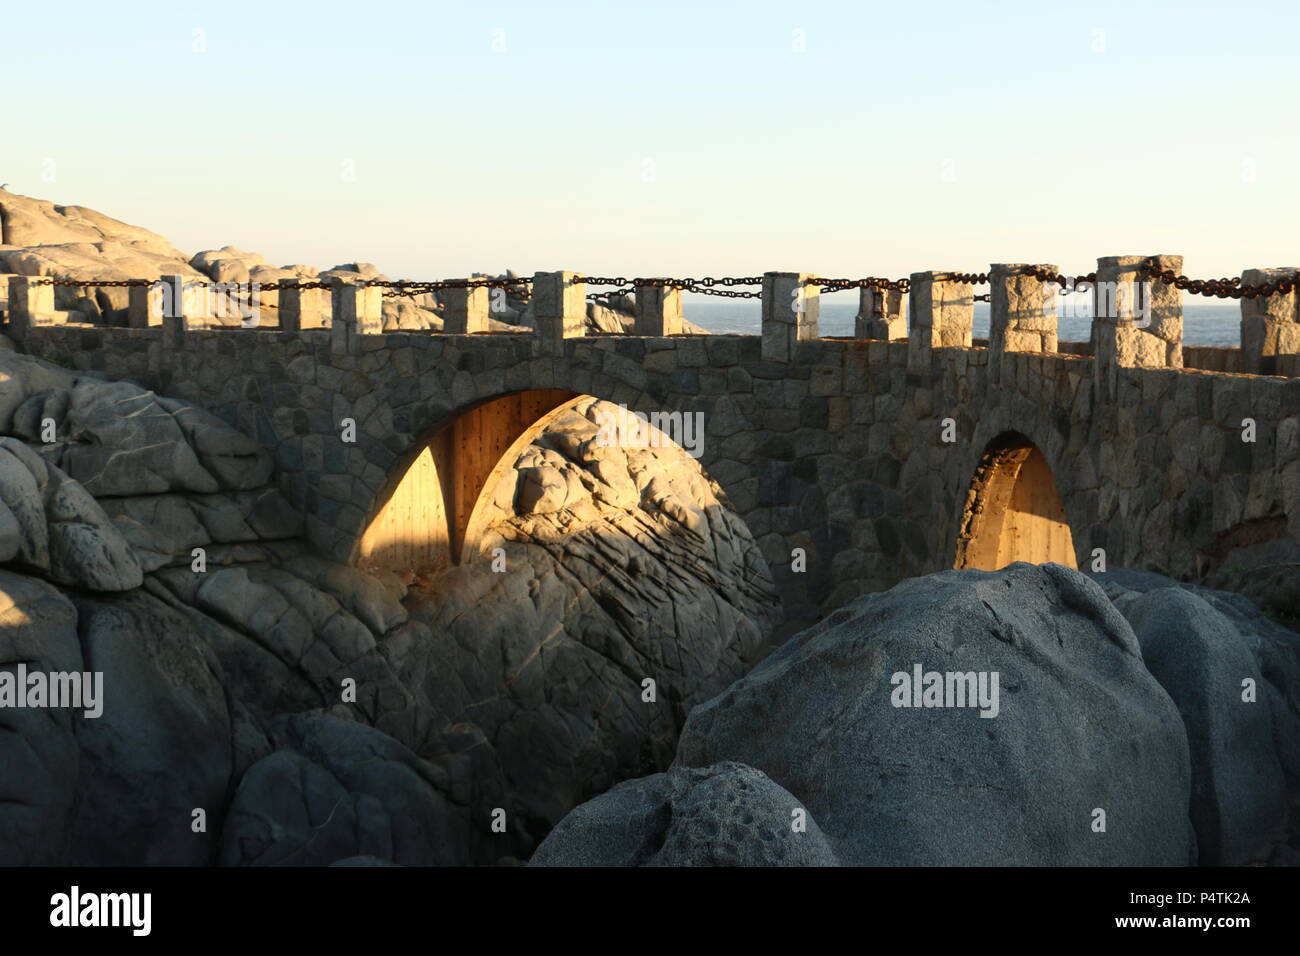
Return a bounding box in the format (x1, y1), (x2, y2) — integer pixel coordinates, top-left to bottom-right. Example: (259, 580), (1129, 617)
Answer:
(4, 258), (1297, 381)
(4, 260), (1297, 630)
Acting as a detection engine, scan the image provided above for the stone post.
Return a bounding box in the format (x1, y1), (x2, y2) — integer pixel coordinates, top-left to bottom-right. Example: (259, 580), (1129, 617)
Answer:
(532, 271), (586, 351)
(128, 278), (168, 328)
(1093, 255), (1183, 373)
(989, 264), (1059, 374)
(761, 272), (819, 361)
(634, 281), (684, 336)
(442, 282), (491, 334)
(907, 271), (973, 370)
(1240, 267), (1300, 376)
(331, 279), (383, 353)
(855, 285), (907, 340)
(279, 282), (327, 331)
(6, 276), (57, 335)
(156, 274), (202, 349)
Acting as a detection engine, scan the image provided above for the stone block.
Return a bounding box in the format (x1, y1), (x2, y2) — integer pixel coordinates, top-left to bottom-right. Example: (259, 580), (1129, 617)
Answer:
(442, 283), (490, 334)
(761, 272), (819, 362)
(634, 282), (684, 336)
(533, 271), (586, 350)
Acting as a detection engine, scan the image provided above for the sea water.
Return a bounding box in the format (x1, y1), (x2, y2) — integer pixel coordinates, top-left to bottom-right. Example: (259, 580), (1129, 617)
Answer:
(681, 295), (1243, 347)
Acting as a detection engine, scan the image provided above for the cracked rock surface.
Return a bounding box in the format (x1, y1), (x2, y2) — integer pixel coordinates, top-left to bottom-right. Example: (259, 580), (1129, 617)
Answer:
(0, 350), (778, 864)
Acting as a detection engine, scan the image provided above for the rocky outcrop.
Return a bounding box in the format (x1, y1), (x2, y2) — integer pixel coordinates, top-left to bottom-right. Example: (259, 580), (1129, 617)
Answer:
(1, 188), (706, 334)
(402, 398), (781, 839)
(0, 571), (82, 865)
(67, 590), (232, 866)
(1093, 568), (1300, 865)
(0, 189), (204, 320)
(0, 436), (141, 591)
(219, 713), (472, 867)
(0, 343), (775, 865)
(538, 563), (1206, 866)
(531, 761), (839, 866)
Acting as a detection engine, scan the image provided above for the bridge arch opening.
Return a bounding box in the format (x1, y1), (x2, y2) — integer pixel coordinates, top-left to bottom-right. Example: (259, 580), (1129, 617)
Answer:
(954, 432), (1077, 570)
(354, 388), (576, 573)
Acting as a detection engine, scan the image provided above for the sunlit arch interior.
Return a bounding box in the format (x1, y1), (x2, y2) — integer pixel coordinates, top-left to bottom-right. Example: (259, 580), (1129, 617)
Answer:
(953, 432), (1077, 571)
(355, 388), (576, 573)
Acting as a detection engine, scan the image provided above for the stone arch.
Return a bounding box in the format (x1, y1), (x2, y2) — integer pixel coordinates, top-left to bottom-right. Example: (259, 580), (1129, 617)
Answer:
(347, 348), (753, 572)
(354, 388), (577, 572)
(953, 431), (1078, 570)
(458, 393), (593, 565)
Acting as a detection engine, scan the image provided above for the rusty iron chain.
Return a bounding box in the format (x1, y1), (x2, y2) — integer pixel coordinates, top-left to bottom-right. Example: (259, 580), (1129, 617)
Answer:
(1023, 267), (1099, 293)
(577, 276), (767, 300)
(814, 276), (911, 294)
(31, 278), (154, 288)
(1139, 259), (1296, 300)
(371, 278), (532, 299)
(33, 265), (1297, 305)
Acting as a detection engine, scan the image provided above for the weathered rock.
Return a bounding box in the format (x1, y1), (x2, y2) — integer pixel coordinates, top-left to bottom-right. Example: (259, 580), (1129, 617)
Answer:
(46, 380), (218, 494)
(402, 398), (780, 844)
(219, 713), (470, 866)
(97, 488), (302, 571)
(0, 571), (82, 865)
(0, 190), (183, 255)
(0, 439), (50, 566)
(1092, 568), (1300, 863)
(674, 563), (1196, 865)
(531, 762), (839, 866)
(157, 397), (274, 490)
(0, 190), (206, 316)
(68, 590), (232, 865)
(0, 350), (75, 433)
(0, 435), (141, 590)
(44, 462), (143, 590)
(2, 426), (147, 590)
(189, 246), (266, 285)
(1116, 587), (1289, 864)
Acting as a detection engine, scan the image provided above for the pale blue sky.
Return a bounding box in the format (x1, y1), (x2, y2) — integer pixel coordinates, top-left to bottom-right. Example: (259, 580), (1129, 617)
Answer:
(4, 0), (1297, 281)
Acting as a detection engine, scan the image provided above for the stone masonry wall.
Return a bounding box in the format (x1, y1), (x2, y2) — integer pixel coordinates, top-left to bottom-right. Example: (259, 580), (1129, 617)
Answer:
(17, 321), (1299, 631)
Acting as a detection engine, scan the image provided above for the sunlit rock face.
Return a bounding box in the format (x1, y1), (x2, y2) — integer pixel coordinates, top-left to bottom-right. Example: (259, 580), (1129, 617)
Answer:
(0, 188), (707, 333)
(399, 397), (782, 845)
(0, 343), (778, 864)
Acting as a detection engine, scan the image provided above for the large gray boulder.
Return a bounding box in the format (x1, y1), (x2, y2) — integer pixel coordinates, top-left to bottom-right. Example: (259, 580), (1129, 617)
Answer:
(402, 398), (781, 844)
(531, 762), (839, 866)
(0, 437), (142, 591)
(674, 563), (1196, 865)
(1091, 568), (1300, 864)
(44, 461), (144, 590)
(0, 189), (203, 317)
(0, 571), (83, 865)
(34, 380), (220, 495)
(67, 590), (232, 865)
(1118, 587), (1288, 864)
(219, 713), (472, 866)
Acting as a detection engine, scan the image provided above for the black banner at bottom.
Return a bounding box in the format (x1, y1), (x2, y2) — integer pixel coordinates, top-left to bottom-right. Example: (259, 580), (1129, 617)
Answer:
(0, 864), (1289, 941)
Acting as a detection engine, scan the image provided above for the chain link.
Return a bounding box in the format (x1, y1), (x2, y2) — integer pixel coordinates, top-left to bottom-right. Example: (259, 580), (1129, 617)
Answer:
(370, 278), (532, 299)
(31, 278), (154, 288)
(1139, 259), (1295, 300)
(1023, 267), (1099, 293)
(30, 265), (1298, 305)
(812, 276), (912, 294)
(576, 276), (766, 300)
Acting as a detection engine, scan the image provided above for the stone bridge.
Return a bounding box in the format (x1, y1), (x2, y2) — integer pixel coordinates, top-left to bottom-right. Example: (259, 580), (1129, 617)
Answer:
(8, 262), (1299, 628)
